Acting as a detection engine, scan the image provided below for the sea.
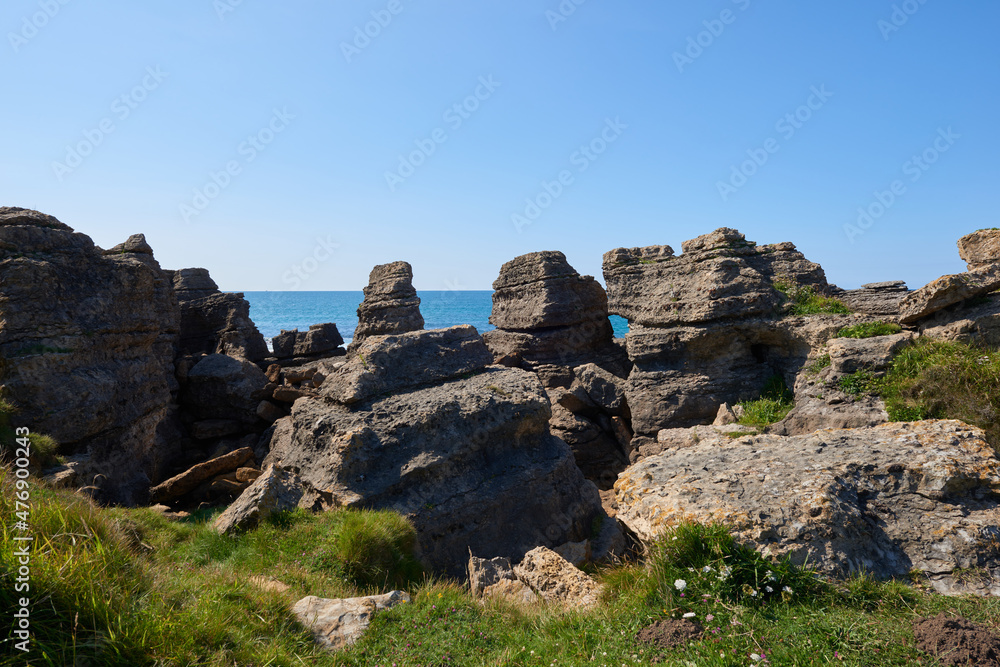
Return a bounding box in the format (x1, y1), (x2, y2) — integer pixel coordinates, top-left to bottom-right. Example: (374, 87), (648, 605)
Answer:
(242, 291), (630, 348)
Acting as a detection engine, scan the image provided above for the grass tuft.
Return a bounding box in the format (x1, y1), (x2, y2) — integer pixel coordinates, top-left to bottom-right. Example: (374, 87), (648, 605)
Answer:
(737, 376), (795, 428)
(774, 281), (851, 316)
(836, 322), (902, 339)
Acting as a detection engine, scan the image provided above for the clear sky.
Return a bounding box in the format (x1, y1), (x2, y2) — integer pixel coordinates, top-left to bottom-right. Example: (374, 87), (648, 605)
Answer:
(3, 1), (997, 291)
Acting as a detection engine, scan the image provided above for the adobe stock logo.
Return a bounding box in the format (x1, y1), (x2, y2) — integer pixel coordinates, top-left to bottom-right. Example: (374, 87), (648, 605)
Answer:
(8, 0), (72, 53)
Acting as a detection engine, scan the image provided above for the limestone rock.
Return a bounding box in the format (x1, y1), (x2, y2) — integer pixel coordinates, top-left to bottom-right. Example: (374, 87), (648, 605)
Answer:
(181, 354), (268, 426)
(958, 229), (1000, 271)
(349, 261), (423, 350)
(483, 579), (539, 605)
(322, 325), (493, 405)
(603, 229), (827, 327)
(615, 420), (1000, 595)
(170, 268), (219, 301)
(835, 281), (909, 316)
(213, 464), (305, 534)
(103, 233), (153, 255)
(0, 208), (180, 504)
(483, 251), (613, 365)
(899, 265), (1000, 324)
(272, 323), (345, 363)
(292, 591), (410, 651)
(573, 363), (628, 416)
(514, 546), (602, 607)
(827, 332), (914, 375)
(468, 554), (516, 597)
(919, 293), (1000, 347)
(265, 363), (606, 576)
(177, 287), (269, 362)
(770, 395), (888, 436)
(150, 446), (254, 504)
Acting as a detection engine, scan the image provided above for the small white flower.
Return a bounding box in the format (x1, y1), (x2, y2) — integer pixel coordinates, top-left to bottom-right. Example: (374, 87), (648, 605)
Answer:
(683, 612), (696, 618)
(702, 565), (713, 573)
(674, 579), (687, 591)
(750, 589), (758, 597)
(751, 654), (762, 662)
(783, 586), (793, 594)
(765, 586), (774, 593)
(766, 570), (776, 581)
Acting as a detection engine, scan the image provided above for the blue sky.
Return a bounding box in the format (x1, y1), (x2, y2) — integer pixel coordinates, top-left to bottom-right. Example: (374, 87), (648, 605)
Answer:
(3, 0), (997, 290)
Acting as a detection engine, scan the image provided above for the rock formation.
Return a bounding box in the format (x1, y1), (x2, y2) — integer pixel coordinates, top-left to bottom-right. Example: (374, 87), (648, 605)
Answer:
(899, 265), (1000, 325)
(271, 323), (345, 364)
(292, 591), (411, 651)
(483, 251), (615, 366)
(958, 228), (1000, 271)
(170, 267), (269, 362)
(258, 326), (612, 575)
(615, 420), (1000, 596)
(0, 209), (179, 504)
(348, 261), (423, 351)
(833, 281), (909, 316)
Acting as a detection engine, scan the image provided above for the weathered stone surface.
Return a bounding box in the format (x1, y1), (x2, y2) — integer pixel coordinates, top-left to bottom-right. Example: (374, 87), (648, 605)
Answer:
(603, 229), (826, 327)
(292, 591), (410, 651)
(181, 354), (268, 425)
(170, 268), (219, 301)
(919, 293), (1000, 347)
(899, 265), (1000, 324)
(615, 421), (1000, 595)
(213, 464), (305, 534)
(958, 229), (1000, 271)
(514, 546), (602, 607)
(256, 400), (285, 423)
(322, 325), (493, 405)
(150, 446), (253, 503)
(272, 323), (345, 362)
(349, 261), (423, 350)
(484, 251), (613, 365)
(178, 289), (269, 362)
(770, 396), (888, 437)
(483, 579), (539, 605)
(264, 365), (605, 576)
(104, 233), (153, 255)
(191, 419), (243, 440)
(0, 208), (180, 504)
(835, 281), (909, 316)
(827, 332), (915, 375)
(573, 363), (628, 416)
(468, 554), (516, 597)
(272, 386), (316, 403)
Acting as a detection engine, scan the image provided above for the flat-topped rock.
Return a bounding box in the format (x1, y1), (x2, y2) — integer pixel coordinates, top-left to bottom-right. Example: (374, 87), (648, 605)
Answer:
(349, 261), (423, 350)
(836, 281), (909, 317)
(170, 267), (219, 301)
(322, 325), (493, 405)
(899, 265), (1000, 324)
(0, 206), (71, 230)
(958, 229), (1000, 271)
(271, 323), (345, 361)
(615, 420), (1000, 596)
(603, 229), (828, 327)
(483, 251), (613, 365)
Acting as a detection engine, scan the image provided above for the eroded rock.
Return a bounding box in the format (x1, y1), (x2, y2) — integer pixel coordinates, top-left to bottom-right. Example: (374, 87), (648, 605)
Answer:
(292, 591), (410, 651)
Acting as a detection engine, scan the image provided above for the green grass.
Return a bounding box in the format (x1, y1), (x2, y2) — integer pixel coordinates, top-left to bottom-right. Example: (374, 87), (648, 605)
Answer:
(835, 322), (902, 339)
(806, 354), (831, 375)
(5, 471), (1000, 666)
(838, 369), (882, 396)
(737, 376), (795, 428)
(0, 398), (60, 470)
(773, 281), (851, 316)
(878, 338), (1000, 446)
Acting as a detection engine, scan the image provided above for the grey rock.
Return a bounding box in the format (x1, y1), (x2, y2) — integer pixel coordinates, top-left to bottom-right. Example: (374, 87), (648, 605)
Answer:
(349, 261), (423, 350)
(322, 325), (493, 405)
(468, 554), (516, 597)
(899, 265), (1000, 324)
(0, 208), (179, 504)
(103, 233), (153, 255)
(835, 281), (909, 316)
(178, 289), (269, 362)
(266, 365), (606, 576)
(827, 332), (915, 375)
(272, 323), (345, 362)
(292, 591), (410, 651)
(170, 268), (219, 301)
(958, 229), (1000, 271)
(573, 363), (628, 416)
(615, 420), (1000, 594)
(483, 251), (613, 365)
(919, 293), (1000, 347)
(150, 446), (254, 504)
(182, 354), (268, 425)
(514, 546), (602, 608)
(213, 465), (306, 534)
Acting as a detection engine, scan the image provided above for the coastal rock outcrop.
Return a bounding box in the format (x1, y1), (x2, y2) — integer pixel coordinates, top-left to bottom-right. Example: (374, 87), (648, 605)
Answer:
(958, 229), (1000, 271)
(170, 267), (268, 362)
(899, 265), (1000, 325)
(271, 323), (346, 364)
(0, 208), (179, 503)
(260, 326), (611, 575)
(483, 251), (614, 366)
(834, 281), (909, 317)
(615, 420), (1000, 596)
(348, 261), (423, 351)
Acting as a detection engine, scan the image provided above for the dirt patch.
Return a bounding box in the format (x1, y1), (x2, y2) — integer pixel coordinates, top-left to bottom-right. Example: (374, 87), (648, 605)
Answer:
(636, 618), (703, 651)
(912, 613), (1000, 666)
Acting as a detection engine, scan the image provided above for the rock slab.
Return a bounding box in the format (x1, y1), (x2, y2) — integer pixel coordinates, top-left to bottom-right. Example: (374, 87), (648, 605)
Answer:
(292, 591), (410, 651)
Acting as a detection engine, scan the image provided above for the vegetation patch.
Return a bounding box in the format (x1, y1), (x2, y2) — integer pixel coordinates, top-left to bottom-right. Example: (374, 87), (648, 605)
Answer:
(836, 322), (902, 339)
(737, 375), (794, 428)
(838, 369), (882, 396)
(773, 281), (851, 316)
(0, 398), (59, 469)
(878, 338), (1000, 447)
(806, 353), (831, 374)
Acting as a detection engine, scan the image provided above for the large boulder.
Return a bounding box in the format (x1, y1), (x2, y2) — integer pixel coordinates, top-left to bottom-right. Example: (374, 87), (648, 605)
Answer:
(958, 229), (1000, 271)
(899, 265), (1000, 325)
(603, 229), (827, 328)
(262, 329), (607, 576)
(181, 354), (267, 426)
(0, 208), (180, 503)
(918, 293), (1000, 347)
(615, 420), (1000, 596)
(513, 546), (602, 608)
(271, 323), (345, 363)
(348, 261), (423, 351)
(483, 251), (613, 365)
(174, 270), (268, 361)
(834, 281), (909, 317)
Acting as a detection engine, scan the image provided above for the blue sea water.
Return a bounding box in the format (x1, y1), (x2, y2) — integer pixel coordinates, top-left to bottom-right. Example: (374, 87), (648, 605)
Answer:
(241, 291), (629, 346)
